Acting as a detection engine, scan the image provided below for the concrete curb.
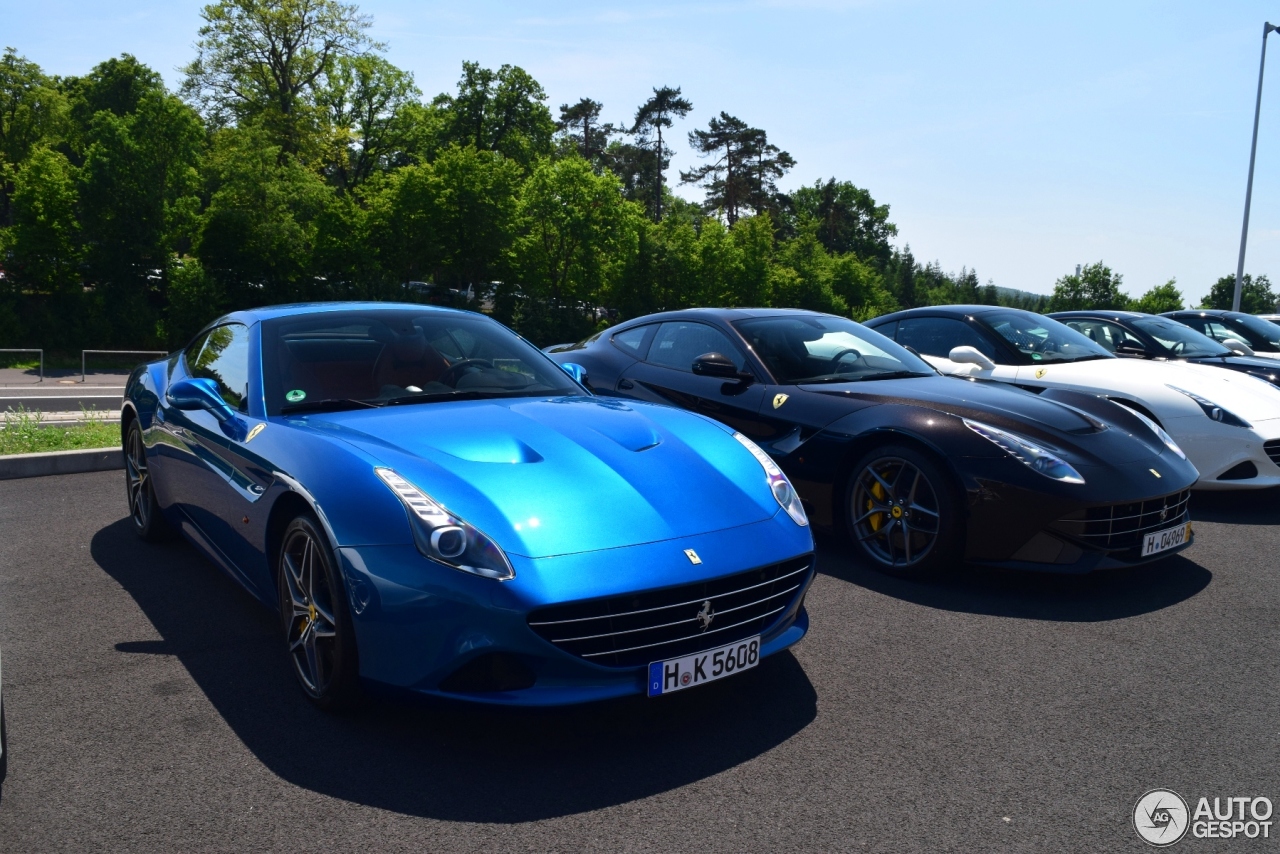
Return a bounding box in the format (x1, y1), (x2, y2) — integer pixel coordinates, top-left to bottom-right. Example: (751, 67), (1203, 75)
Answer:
(0, 446), (122, 480)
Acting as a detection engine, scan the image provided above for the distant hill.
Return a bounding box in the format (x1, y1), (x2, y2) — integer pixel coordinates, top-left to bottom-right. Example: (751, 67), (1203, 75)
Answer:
(993, 286), (1049, 302)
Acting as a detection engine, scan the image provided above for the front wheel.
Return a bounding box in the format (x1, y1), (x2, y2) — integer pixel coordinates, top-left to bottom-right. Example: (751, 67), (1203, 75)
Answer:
(277, 515), (360, 710)
(124, 420), (172, 541)
(844, 444), (964, 577)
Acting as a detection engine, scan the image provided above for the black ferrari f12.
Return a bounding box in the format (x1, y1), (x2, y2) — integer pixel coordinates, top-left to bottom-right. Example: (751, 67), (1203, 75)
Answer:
(548, 309), (1198, 576)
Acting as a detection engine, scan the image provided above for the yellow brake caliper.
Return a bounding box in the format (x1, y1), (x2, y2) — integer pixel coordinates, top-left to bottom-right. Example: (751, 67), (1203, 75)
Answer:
(866, 474), (886, 532)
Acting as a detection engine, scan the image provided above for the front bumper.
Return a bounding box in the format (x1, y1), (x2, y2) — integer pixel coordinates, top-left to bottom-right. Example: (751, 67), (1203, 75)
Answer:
(1170, 415), (1280, 490)
(336, 513), (814, 705)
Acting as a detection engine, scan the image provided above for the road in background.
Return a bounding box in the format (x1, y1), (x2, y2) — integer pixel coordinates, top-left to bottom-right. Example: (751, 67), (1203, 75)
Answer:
(0, 369), (128, 416)
(0, 472), (1275, 851)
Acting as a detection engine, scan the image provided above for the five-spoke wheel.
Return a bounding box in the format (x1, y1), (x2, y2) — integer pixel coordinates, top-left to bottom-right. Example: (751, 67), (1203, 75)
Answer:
(124, 420), (170, 541)
(846, 444), (962, 576)
(278, 516), (359, 708)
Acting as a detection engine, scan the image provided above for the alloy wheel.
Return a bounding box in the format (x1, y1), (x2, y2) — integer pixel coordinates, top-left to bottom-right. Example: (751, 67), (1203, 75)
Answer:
(125, 425), (151, 531)
(281, 528), (339, 698)
(850, 456), (942, 569)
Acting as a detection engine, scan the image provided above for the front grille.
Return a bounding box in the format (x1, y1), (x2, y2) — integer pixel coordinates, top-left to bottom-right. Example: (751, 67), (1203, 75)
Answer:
(1053, 488), (1191, 553)
(527, 556), (812, 668)
(1265, 439), (1280, 467)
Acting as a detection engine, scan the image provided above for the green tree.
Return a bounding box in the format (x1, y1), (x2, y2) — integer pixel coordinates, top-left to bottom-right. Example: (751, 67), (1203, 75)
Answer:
(556, 97), (617, 165)
(423, 62), (555, 170)
(769, 220), (847, 314)
(182, 0), (378, 156)
(1200, 273), (1277, 314)
(682, 112), (775, 225)
(0, 49), (66, 226)
(1048, 262), (1130, 311)
(314, 54), (419, 192)
(511, 156), (640, 342)
(789, 179), (896, 267)
(631, 86), (692, 220)
(1133, 279), (1184, 314)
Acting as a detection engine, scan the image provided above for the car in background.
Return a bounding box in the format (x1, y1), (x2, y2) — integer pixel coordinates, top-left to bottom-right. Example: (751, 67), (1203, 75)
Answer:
(1161, 309), (1280, 360)
(1049, 310), (1280, 387)
(123, 303), (814, 707)
(865, 305), (1280, 489)
(548, 308), (1199, 576)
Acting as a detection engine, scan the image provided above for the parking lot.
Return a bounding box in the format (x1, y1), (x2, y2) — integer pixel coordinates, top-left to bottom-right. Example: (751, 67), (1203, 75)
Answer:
(0, 470), (1275, 851)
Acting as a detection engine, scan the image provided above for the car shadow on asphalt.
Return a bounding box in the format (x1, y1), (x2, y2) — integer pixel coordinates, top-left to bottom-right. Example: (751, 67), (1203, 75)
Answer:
(90, 519), (817, 823)
(814, 532), (1211, 622)
(1189, 487), (1280, 525)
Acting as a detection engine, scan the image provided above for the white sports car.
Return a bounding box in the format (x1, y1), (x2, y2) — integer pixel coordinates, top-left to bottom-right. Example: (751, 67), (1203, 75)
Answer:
(865, 306), (1280, 490)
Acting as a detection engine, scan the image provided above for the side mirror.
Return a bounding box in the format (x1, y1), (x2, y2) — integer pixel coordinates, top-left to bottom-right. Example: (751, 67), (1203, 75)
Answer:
(1222, 338), (1255, 356)
(692, 352), (741, 378)
(947, 346), (996, 371)
(167, 377), (235, 422)
(1114, 341), (1149, 357)
(560, 362), (589, 385)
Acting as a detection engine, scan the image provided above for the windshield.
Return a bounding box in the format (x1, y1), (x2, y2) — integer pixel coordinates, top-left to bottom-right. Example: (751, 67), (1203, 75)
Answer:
(981, 311), (1112, 363)
(733, 315), (935, 384)
(262, 309), (582, 415)
(1131, 317), (1230, 358)
(1231, 314), (1280, 349)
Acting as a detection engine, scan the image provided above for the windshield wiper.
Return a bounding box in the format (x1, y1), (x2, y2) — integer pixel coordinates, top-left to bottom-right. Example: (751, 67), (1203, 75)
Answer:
(384, 390), (490, 406)
(280, 398), (381, 414)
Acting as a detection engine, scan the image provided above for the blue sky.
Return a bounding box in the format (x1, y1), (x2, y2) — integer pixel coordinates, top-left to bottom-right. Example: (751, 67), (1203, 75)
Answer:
(6, 1), (1280, 301)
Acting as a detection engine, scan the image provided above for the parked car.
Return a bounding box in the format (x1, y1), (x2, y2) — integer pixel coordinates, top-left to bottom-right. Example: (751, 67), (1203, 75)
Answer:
(1, 644), (7, 785)
(547, 308), (1198, 576)
(122, 303), (814, 707)
(1161, 309), (1280, 360)
(865, 305), (1280, 489)
(1049, 310), (1280, 387)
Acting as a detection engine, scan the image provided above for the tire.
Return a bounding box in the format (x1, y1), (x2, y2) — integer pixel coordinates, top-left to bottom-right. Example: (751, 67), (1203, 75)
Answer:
(124, 419), (172, 541)
(0, 697), (8, 785)
(277, 515), (360, 710)
(844, 443), (964, 578)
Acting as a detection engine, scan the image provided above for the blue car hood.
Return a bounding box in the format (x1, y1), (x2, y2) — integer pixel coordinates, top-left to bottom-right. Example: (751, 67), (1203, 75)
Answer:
(299, 396), (778, 559)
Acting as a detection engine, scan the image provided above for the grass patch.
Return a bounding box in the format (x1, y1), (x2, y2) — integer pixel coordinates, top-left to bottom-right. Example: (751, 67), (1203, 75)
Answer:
(0, 407), (119, 456)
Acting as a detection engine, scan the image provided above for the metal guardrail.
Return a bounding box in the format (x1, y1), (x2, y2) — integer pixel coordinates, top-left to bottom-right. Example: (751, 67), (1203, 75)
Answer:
(82, 350), (168, 383)
(0, 349), (43, 382)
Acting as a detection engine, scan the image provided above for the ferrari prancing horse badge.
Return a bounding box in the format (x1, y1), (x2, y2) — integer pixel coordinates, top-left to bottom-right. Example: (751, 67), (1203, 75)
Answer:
(773, 393), (789, 409)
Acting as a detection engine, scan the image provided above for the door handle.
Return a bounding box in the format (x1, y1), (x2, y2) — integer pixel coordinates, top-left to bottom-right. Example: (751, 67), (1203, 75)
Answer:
(618, 379), (635, 390)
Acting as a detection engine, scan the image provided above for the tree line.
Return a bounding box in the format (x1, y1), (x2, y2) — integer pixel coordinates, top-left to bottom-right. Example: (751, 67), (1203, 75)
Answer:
(1046, 263), (1278, 315)
(0, 0), (1265, 354)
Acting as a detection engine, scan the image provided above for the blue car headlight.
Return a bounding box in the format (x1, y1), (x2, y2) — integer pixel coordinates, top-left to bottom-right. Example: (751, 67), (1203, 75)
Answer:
(1167, 385), (1251, 428)
(1115, 404), (1187, 460)
(375, 468), (515, 580)
(732, 432), (808, 526)
(963, 419), (1085, 484)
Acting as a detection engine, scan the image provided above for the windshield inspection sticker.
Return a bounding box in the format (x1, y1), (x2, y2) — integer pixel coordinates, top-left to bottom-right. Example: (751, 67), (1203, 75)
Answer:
(286, 389), (306, 402)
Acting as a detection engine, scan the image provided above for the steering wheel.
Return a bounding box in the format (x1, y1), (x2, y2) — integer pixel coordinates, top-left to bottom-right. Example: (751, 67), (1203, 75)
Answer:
(827, 348), (863, 370)
(438, 358), (492, 386)
(1170, 340), (1185, 356)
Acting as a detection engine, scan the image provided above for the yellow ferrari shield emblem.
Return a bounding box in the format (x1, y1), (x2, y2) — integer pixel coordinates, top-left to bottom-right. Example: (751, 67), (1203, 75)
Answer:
(245, 422), (266, 443)
(773, 393), (789, 409)
(1034, 367), (1047, 379)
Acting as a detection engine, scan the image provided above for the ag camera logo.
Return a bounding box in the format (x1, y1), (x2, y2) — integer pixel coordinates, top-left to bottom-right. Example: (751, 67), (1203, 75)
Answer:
(1134, 789), (1189, 846)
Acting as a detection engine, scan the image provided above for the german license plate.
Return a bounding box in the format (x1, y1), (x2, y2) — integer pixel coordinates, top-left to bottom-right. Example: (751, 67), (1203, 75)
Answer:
(648, 636), (759, 697)
(1142, 522), (1191, 557)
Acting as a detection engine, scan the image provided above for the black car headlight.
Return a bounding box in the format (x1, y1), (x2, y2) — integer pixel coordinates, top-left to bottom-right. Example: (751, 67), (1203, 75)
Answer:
(1115, 404), (1187, 460)
(1167, 385), (1251, 428)
(963, 419), (1085, 484)
(732, 432), (808, 526)
(375, 468), (515, 580)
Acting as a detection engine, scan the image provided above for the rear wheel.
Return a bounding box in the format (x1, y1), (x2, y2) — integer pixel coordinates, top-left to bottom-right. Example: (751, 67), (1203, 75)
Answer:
(277, 516), (360, 710)
(124, 419), (171, 541)
(845, 444), (964, 577)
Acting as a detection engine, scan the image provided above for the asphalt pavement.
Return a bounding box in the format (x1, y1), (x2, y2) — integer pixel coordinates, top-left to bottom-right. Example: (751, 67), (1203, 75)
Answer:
(0, 471), (1276, 852)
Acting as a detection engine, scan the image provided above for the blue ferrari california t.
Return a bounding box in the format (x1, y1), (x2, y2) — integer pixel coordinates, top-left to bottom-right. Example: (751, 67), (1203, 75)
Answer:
(121, 303), (814, 707)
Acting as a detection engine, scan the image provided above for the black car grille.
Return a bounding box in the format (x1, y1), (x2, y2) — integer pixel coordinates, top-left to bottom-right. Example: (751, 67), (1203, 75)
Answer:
(1264, 440), (1280, 467)
(1053, 489), (1191, 553)
(527, 556), (812, 669)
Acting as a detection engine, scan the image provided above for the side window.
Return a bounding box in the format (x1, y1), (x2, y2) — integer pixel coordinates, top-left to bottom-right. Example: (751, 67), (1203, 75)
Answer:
(897, 317), (999, 361)
(646, 321), (746, 373)
(187, 323), (251, 411)
(1062, 320), (1141, 353)
(1177, 317), (1212, 338)
(611, 324), (657, 358)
